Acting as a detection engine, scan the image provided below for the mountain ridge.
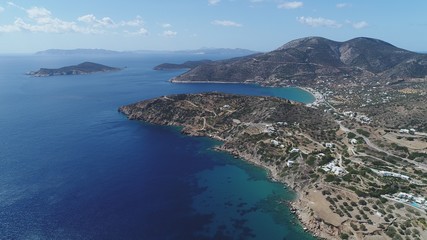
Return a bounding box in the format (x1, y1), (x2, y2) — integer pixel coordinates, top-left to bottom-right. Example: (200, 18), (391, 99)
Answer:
(171, 36), (427, 86)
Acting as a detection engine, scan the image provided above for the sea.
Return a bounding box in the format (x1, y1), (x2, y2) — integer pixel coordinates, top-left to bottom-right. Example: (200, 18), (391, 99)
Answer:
(0, 53), (316, 240)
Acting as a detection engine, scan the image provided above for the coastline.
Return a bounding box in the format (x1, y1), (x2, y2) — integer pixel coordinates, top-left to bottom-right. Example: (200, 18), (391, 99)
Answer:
(120, 91), (336, 239)
(170, 79), (246, 84)
(166, 82), (328, 238)
(212, 143), (326, 240)
(297, 86), (324, 106)
(171, 79), (321, 105)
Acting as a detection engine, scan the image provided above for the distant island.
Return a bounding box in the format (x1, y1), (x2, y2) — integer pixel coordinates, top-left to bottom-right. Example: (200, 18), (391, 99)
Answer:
(28, 62), (121, 77)
(35, 48), (258, 56)
(154, 60), (213, 70)
(35, 49), (122, 55)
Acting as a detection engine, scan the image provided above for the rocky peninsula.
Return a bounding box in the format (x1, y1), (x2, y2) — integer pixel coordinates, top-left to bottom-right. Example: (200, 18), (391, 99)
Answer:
(153, 60), (213, 70)
(28, 62), (120, 77)
(120, 92), (427, 240)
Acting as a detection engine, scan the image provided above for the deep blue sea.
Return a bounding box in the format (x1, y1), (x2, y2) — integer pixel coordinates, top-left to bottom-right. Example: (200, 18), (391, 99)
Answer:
(0, 53), (315, 239)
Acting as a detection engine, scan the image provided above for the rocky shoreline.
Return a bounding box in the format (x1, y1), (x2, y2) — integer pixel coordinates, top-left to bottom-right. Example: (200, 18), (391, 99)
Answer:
(120, 92), (427, 239)
(119, 93), (342, 239)
(213, 139), (331, 239)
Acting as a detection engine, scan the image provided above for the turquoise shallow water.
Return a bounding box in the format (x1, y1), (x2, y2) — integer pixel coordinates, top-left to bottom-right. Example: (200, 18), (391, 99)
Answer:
(0, 53), (315, 239)
(192, 147), (309, 239)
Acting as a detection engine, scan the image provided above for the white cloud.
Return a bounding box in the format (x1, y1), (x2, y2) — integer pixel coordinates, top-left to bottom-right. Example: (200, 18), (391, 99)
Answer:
(130, 27), (149, 35)
(13, 16), (82, 33)
(208, 0), (221, 6)
(352, 21), (368, 29)
(0, 5), (85, 33)
(0, 23), (20, 32)
(27, 7), (51, 20)
(7, 1), (25, 11)
(278, 1), (303, 9)
(78, 14), (116, 28)
(138, 28), (149, 35)
(297, 16), (342, 28)
(212, 20), (242, 27)
(0, 6), (5, 13)
(121, 16), (143, 27)
(11, 7), (84, 33)
(125, 27), (149, 36)
(162, 23), (172, 28)
(0, 5), (148, 35)
(336, 3), (351, 8)
(162, 30), (177, 37)
(78, 14), (96, 23)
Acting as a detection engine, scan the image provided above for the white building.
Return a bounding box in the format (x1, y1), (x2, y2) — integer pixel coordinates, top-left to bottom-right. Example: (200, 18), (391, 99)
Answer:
(397, 192), (413, 200)
(379, 171), (410, 181)
(325, 143), (334, 148)
(414, 196), (426, 204)
(271, 140), (280, 146)
(321, 161), (347, 176)
(399, 129), (410, 134)
(290, 148), (300, 153)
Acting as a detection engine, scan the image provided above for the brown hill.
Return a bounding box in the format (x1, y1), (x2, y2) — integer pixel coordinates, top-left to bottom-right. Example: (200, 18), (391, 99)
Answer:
(171, 37), (427, 86)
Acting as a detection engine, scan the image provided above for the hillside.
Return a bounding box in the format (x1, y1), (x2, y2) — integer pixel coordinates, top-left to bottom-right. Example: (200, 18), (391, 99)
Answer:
(28, 62), (120, 77)
(119, 93), (337, 139)
(170, 37), (427, 131)
(172, 37), (427, 85)
(119, 92), (427, 239)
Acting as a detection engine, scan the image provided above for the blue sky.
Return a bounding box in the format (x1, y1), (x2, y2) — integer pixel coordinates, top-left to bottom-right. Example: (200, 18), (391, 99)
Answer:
(0, 0), (426, 53)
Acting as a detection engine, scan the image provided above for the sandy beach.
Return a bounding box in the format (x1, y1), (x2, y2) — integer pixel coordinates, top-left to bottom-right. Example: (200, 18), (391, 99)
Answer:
(298, 87), (324, 106)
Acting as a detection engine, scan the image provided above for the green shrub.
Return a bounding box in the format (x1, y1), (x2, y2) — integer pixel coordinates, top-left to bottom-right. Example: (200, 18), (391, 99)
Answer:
(356, 129), (370, 137)
(347, 132), (356, 139)
(340, 233), (349, 240)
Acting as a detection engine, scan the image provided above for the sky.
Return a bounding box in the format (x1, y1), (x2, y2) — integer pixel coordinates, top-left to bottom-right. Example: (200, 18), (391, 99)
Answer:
(0, 0), (426, 53)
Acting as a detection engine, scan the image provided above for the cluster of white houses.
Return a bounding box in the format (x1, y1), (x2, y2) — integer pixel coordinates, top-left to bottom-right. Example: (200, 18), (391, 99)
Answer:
(321, 160), (347, 176)
(342, 111), (371, 124)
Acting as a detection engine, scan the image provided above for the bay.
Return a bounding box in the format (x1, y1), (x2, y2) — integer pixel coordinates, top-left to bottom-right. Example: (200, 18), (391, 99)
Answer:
(0, 53), (315, 239)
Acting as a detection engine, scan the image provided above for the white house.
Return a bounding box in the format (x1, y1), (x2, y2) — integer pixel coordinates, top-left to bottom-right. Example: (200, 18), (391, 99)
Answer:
(414, 196), (426, 204)
(350, 139), (358, 145)
(290, 148), (300, 153)
(271, 140), (280, 146)
(399, 129), (410, 134)
(325, 143), (334, 148)
(321, 161), (347, 176)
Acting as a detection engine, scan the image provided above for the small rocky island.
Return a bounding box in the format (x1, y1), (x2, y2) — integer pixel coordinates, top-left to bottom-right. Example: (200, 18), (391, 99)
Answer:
(28, 62), (120, 77)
